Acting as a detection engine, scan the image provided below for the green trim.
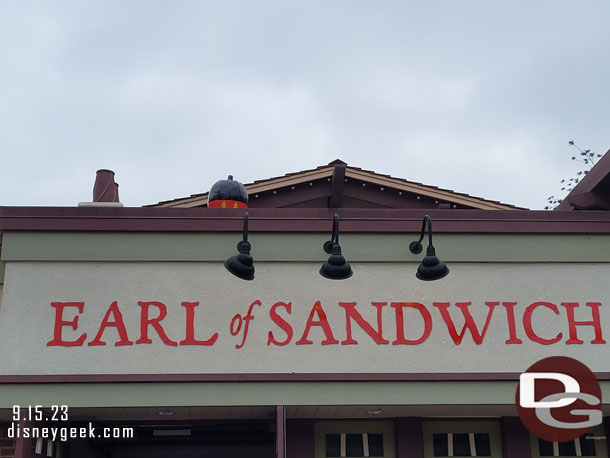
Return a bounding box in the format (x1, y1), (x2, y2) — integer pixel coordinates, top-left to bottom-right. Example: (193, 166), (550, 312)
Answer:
(422, 420), (503, 458)
(0, 261), (4, 284)
(2, 232), (610, 263)
(314, 421), (395, 458)
(11, 380), (610, 409)
(529, 425), (608, 458)
(0, 381), (520, 408)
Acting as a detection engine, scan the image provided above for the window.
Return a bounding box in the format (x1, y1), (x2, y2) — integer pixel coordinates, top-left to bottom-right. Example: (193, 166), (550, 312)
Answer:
(423, 421), (503, 458)
(530, 425), (608, 458)
(325, 433), (384, 457)
(538, 434), (595, 456)
(432, 432), (491, 456)
(315, 421), (395, 458)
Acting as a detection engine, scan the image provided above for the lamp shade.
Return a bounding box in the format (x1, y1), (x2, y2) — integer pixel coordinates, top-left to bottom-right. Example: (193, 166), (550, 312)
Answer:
(320, 244), (353, 280)
(319, 214), (353, 280)
(225, 242), (254, 281)
(225, 213), (254, 280)
(415, 245), (449, 281)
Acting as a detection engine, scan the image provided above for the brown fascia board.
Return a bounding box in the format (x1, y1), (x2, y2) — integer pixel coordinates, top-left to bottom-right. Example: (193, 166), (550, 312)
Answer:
(556, 148), (610, 210)
(150, 166), (336, 208)
(344, 168), (522, 210)
(1, 206), (610, 233)
(148, 161), (524, 210)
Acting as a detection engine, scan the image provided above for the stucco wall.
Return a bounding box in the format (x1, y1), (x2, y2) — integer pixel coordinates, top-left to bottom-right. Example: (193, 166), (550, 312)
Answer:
(0, 261), (608, 376)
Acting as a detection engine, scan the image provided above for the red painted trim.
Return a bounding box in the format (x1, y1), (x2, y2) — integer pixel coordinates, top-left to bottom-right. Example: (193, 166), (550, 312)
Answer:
(1, 207), (610, 233)
(4, 372), (610, 383)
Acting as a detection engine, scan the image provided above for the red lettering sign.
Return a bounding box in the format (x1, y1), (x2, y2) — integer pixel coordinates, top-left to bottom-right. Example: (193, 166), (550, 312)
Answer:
(267, 302), (293, 346)
(88, 301), (133, 346)
(47, 302), (87, 347)
(136, 301), (178, 346)
(45, 299), (606, 350)
(391, 302), (432, 345)
(433, 302), (497, 345)
(295, 301), (339, 345)
(340, 302), (389, 345)
(523, 301), (562, 345)
(179, 302), (218, 346)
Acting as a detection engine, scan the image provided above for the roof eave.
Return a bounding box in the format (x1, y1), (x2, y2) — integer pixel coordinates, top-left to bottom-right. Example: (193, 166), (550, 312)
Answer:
(1, 206), (609, 234)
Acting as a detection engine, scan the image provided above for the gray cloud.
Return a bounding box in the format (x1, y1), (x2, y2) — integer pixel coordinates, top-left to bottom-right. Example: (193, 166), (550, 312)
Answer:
(1, 0), (608, 209)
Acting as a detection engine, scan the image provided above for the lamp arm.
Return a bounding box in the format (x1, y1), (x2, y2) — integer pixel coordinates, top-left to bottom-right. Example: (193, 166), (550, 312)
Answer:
(242, 212), (249, 243)
(332, 213), (339, 245)
(414, 214), (433, 243)
(323, 214), (341, 254)
(425, 214), (434, 246)
(409, 215), (434, 254)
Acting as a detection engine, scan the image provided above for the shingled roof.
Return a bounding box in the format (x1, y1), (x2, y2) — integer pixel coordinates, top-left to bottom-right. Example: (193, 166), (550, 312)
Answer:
(147, 160), (525, 210)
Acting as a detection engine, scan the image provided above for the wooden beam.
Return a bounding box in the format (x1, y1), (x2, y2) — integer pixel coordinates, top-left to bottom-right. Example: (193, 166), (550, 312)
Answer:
(396, 417), (424, 458)
(566, 191), (610, 210)
(345, 169), (518, 210)
(500, 417), (531, 458)
(13, 413), (33, 458)
(155, 167), (334, 208)
(328, 162), (346, 208)
(276, 405), (286, 458)
(286, 419), (314, 458)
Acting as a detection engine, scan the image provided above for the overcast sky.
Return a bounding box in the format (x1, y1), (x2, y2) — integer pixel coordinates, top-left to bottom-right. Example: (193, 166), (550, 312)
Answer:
(1, 1), (609, 209)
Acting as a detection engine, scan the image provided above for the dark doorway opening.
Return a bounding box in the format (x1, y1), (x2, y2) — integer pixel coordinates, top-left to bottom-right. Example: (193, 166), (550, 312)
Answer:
(67, 420), (276, 458)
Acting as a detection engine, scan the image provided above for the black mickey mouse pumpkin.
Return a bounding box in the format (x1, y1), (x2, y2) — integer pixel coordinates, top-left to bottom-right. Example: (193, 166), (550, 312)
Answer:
(208, 175), (248, 208)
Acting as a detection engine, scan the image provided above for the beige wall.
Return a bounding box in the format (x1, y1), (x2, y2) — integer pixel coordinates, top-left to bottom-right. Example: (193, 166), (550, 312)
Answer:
(0, 261), (609, 376)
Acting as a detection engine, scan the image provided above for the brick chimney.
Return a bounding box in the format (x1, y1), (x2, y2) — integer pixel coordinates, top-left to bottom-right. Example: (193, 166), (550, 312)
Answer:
(78, 169), (123, 207)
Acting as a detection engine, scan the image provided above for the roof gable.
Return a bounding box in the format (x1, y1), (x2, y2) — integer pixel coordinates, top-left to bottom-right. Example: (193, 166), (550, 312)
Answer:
(556, 148), (610, 210)
(148, 160), (524, 210)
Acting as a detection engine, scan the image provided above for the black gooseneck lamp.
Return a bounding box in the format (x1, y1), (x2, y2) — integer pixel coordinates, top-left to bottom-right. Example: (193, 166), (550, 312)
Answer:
(225, 212), (255, 281)
(408, 215), (449, 281)
(320, 213), (353, 280)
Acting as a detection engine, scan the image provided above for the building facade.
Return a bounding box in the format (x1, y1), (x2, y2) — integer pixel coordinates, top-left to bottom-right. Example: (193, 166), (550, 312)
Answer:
(1, 159), (610, 458)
